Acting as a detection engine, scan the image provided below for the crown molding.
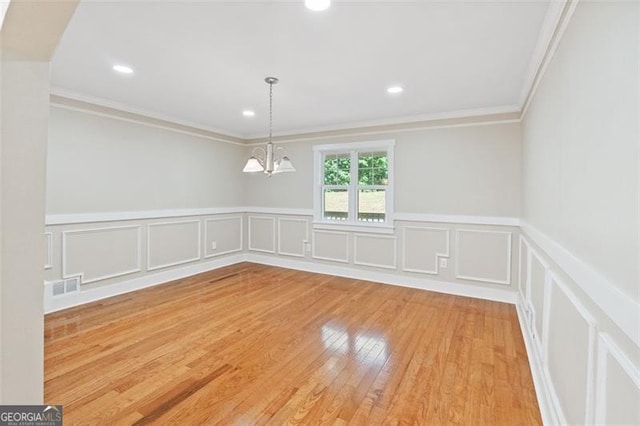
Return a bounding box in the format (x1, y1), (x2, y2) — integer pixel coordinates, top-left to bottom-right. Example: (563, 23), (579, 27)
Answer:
(48, 2), (578, 143)
(246, 114), (521, 146)
(517, 0), (568, 108)
(244, 104), (521, 141)
(50, 89), (247, 145)
(520, 0), (579, 118)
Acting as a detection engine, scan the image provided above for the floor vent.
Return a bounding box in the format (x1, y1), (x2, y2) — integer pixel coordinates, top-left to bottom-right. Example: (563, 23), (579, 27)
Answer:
(51, 276), (81, 297)
(52, 281), (65, 296)
(65, 276), (80, 293)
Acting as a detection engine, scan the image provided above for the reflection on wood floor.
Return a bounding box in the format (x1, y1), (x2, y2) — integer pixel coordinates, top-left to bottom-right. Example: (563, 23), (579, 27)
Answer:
(45, 262), (541, 425)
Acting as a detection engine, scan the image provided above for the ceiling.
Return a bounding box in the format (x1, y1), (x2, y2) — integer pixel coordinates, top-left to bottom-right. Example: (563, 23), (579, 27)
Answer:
(51, 1), (551, 139)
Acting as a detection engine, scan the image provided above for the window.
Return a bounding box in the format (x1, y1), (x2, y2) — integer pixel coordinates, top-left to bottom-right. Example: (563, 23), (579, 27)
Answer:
(313, 140), (394, 231)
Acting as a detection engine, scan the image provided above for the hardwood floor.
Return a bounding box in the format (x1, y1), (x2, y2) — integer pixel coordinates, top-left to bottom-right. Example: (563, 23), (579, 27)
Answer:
(45, 262), (541, 425)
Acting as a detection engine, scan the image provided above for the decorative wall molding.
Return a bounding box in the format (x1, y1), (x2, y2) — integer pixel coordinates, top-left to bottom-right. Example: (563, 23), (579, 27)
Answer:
(401, 226), (450, 275)
(516, 299), (561, 425)
(521, 221), (640, 347)
(204, 216), (243, 258)
(520, 232), (604, 426)
(44, 232), (53, 270)
(62, 225), (142, 284)
(518, 235), (528, 300)
(544, 271), (598, 425)
(46, 207), (246, 225)
(312, 230), (349, 264)
(247, 207), (314, 217)
(353, 234), (397, 270)
(248, 216), (276, 254)
(454, 229), (512, 285)
(277, 217), (309, 258)
(44, 253), (245, 313)
(541, 268), (553, 367)
(46, 208), (518, 227)
(395, 213), (519, 227)
(526, 246), (549, 359)
(595, 333), (640, 424)
(515, 300), (561, 425)
(147, 220), (202, 271)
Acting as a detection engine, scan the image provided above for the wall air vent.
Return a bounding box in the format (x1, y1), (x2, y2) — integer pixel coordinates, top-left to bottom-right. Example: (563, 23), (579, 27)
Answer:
(50, 276), (81, 297)
(65, 276), (80, 293)
(52, 281), (65, 296)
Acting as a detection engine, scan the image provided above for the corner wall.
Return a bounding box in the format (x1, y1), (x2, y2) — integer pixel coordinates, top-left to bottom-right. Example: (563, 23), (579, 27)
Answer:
(43, 114), (524, 312)
(519, 1), (639, 423)
(0, 0), (78, 404)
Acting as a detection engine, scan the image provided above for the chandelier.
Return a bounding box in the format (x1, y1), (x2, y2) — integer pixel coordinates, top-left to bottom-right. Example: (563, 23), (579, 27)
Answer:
(242, 77), (295, 177)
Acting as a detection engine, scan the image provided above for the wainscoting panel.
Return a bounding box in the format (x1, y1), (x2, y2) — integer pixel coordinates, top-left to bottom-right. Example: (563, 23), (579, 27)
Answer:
(518, 236), (528, 300)
(147, 220), (201, 271)
(62, 225), (142, 284)
(402, 226), (449, 274)
(545, 274), (596, 424)
(528, 250), (547, 349)
(248, 216), (276, 253)
(454, 229), (511, 285)
(204, 216), (243, 258)
(595, 333), (640, 425)
(312, 230), (349, 263)
(44, 232), (53, 270)
(353, 234), (397, 270)
(278, 218), (309, 258)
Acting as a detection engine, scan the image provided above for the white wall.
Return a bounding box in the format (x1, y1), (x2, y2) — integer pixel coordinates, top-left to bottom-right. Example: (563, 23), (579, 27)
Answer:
(44, 107), (522, 309)
(46, 107), (247, 214)
(522, 1), (638, 302)
(519, 1), (640, 424)
(245, 122), (522, 217)
(1, 60), (50, 405)
(1, 0), (77, 404)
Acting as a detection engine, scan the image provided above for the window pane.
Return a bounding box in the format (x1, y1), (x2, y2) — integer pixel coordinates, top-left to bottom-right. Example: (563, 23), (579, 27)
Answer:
(358, 152), (388, 185)
(324, 189), (349, 221)
(324, 154), (351, 185)
(358, 189), (385, 222)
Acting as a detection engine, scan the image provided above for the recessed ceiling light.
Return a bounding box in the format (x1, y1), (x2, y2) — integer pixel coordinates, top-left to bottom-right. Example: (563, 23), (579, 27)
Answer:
(242, 110), (256, 117)
(112, 64), (134, 74)
(305, 0), (331, 11)
(387, 86), (404, 94)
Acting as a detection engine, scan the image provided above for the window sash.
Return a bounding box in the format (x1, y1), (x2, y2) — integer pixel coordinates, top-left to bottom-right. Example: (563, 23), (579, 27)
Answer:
(320, 149), (390, 225)
(321, 186), (349, 221)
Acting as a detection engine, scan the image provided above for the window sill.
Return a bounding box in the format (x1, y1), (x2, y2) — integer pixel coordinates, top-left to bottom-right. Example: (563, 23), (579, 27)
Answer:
(313, 221), (395, 235)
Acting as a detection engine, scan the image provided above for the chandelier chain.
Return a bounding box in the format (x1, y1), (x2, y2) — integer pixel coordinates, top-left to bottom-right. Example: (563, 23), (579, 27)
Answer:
(269, 81), (273, 143)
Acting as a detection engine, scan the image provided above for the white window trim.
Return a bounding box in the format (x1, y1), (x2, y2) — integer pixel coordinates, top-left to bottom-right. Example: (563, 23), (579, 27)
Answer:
(313, 140), (395, 234)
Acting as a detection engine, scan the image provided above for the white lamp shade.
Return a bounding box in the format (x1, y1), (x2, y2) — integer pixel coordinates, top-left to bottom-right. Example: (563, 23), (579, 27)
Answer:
(243, 157), (264, 172)
(274, 156), (296, 173)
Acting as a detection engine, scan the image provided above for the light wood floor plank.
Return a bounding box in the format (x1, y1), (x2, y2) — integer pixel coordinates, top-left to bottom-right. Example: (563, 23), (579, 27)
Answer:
(45, 262), (541, 425)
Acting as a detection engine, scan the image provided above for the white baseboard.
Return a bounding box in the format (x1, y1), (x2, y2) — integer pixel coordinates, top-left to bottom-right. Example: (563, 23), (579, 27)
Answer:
(246, 253), (518, 304)
(45, 251), (518, 314)
(516, 298), (561, 425)
(44, 254), (246, 313)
